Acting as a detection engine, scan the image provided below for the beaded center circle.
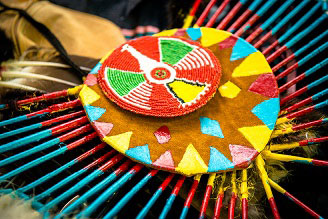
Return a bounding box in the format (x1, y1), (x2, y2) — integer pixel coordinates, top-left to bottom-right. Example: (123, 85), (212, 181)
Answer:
(98, 36), (221, 117)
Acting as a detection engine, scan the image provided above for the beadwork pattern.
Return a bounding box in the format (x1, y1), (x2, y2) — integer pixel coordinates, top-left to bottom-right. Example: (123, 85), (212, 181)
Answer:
(98, 36), (221, 117)
(80, 27), (280, 176)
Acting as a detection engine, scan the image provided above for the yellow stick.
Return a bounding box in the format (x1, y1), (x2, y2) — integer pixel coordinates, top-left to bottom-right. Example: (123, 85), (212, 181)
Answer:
(183, 15), (194, 28)
(231, 170), (237, 194)
(255, 155), (273, 199)
(240, 169), (248, 200)
(272, 127), (294, 136)
(262, 150), (312, 163)
(269, 142), (300, 151)
(276, 117), (291, 125)
(218, 172), (226, 195)
(67, 85), (83, 95)
(268, 178), (286, 194)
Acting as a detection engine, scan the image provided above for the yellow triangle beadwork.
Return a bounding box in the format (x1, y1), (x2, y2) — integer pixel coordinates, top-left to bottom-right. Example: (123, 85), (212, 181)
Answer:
(168, 81), (206, 103)
(200, 28), (231, 47)
(79, 85), (100, 106)
(176, 144), (208, 175)
(238, 125), (272, 151)
(103, 132), (133, 153)
(232, 52), (272, 77)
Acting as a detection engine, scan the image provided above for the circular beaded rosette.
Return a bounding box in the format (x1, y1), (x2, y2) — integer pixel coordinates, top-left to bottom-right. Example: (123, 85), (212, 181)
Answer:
(98, 36), (221, 117)
(80, 27), (280, 176)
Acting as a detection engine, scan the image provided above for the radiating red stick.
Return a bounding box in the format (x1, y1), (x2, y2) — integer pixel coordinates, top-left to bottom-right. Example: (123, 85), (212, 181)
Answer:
(227, 9), (252, 32)
(190, 0), (203, 16)
(217, 1), (244, 30)
(199, 174), (215, 219)
(282, 89), (328, 113)
(76, 143), (107, 162)
(279, 100), (328, 124)
(205, 0), (230, 27)
(276, 62), (299, 80)
(213, 172), (226, 219)
(267, 45), (288, 63)
(269, 179), (323, 219)
(180, 175), (201, 219)
(228, 171), (237, 219)
(253, 30), (272, 48)
(293, 119), (328, 131)
(299, 136), (328, 146)
(213, 193), (224, 219)
(262, 40), (279, 56)
(282, 97), (313, 114)
(51, 116), (89, 135)
(241, 169), (248, 219)
(274, 120), (328, 136)
(272, 54), (296, 73)
(228, 192), (237, 219)
(278, 73), (305, 93)
(195, 0), (217, 27)
(268, 197), (281, 219)
(182, 0), (203, 28)
(242, 198), (248, 219)
(234, 14), (259, 37)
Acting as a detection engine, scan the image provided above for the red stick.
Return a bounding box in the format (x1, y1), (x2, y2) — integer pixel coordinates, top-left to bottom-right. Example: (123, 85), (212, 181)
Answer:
(17, 89), (68, 105)
(195, 0), (218, 27)
(279, 73), (305, 93)
(246, 27), (263, 43)
(227, 9), (252, 32)
(26, 99), (81, 118)
(51, 116), (89, 135)
(272, 54), (296, 72)
(299, 136), (328, 146)
(199, 184), (213, 218)
(262, 40), (279, 56)
(190, 0), (203, 16)
(213, 193), (224, 219)
(254, 30), (272, 48)
(293, 119), (325, 131)
(242, 198), (248, 219)
(280, 86), (307, 105)
(285, 105), (315, 120)
(268, 197), (281, 219)
(84, 150), (117, 170)
(228, 192), (237, 219)
(205, 0), (230, 27)
(41, 110), (85, 126)
(282, 96), (312, 113)
(99, 154), (125, 172)
(172, 175), (186, 195)
(267, 45), (288, 63)
(184, 178), (200, 208)
(65, 132), (98, 150)
(217, 2), (243, 30)
(76, 143), (106, 162)
(234, 14), (260, 37)
(275, 62), (299, 80)
(284, 192), (322, 219)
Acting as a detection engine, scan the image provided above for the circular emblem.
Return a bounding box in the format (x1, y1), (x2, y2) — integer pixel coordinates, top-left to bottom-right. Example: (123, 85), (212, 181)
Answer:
(81, 28), (280, 176)
(98, 36), (221, 117)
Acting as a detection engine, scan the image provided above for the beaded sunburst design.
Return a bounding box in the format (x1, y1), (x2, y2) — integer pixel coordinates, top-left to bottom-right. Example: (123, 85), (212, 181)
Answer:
(80, 27), (280, 176)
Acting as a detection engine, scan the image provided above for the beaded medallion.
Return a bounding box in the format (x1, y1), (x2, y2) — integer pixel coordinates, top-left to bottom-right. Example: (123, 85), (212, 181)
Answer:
(98, 36), (221, 117)
(80, 27), (280, 176)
